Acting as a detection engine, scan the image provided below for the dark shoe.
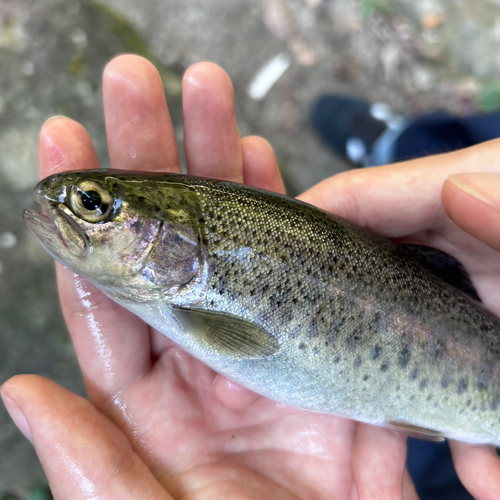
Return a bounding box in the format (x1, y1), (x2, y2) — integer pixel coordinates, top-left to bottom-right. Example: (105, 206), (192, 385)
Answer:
(310, 95), (405, 166)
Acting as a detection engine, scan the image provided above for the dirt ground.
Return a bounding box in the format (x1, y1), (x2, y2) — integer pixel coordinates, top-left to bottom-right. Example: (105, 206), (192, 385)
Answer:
(1, 0), (500, 497)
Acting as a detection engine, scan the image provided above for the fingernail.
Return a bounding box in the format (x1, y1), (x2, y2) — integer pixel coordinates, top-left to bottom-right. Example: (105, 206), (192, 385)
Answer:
(1, 391), (33, 443)
(447, 173), (500, 212)
(43, 115), (67, 126)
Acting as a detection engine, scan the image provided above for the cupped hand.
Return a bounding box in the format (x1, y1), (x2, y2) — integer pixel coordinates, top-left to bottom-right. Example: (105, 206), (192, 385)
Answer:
(300, 144), (500, 499)
(0, 54), (496, 500)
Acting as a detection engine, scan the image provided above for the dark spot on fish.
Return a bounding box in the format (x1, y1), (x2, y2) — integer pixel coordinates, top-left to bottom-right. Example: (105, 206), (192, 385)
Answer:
(478, 380), (489, 392)
(399, 347), (411, 368)
(334, 355), (341, 363)
(441, 375), (450, 389)
(138, 196), (145, 203)
(491, 396), (500, 412)
(410, 395), (415, 401)
(432, 339), (446, 359)
(477, 369), (491, 391)
(298, 343), (306, 350)
(370, 345), (382, 360)
(427, 395), (432, 401)
(380, 360), (390, 372)
(363, 374), (369, 381)
(466, 398), (472, 407)
(312, 347), (319, 355)
(347, 332), (362, 351)
(410, 367), (419, 380)
(395, 384), (400, 391)
(354, 356), (362, 368)
(457, 378), (468, 395)
(419, 379), (428, 390)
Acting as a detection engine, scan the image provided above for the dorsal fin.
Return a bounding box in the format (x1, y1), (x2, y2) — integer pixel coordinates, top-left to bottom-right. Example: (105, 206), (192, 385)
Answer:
(402, 244), (481, 302)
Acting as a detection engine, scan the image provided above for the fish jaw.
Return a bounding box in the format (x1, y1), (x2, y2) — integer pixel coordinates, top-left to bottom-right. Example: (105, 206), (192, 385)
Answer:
(23, 203), (88, 267)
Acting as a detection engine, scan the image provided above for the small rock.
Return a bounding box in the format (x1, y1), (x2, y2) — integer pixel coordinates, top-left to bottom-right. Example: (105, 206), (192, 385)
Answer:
(70, 27), (88, 49)
(21, 61), (35, 76)
(421, 12), (444, 30)
(380, 42), (401, 81)
(412, 65), (434, 91)
(304, 0), (322, 7)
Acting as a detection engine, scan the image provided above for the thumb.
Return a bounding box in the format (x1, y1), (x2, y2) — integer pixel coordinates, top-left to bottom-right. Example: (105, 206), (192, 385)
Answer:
(442, 173), (500, 252)
(1, 375), (172, 500)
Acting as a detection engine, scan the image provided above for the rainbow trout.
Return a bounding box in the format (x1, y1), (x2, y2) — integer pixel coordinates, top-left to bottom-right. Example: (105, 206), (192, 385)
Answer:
(24, 170), (500, 444)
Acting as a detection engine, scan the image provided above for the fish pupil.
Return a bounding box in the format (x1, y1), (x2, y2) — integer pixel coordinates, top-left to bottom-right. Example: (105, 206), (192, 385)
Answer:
(80, 190), (102, 211)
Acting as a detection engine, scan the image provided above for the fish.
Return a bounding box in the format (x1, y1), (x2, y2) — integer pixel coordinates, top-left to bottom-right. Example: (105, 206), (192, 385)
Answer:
(23, 169), (500, 445)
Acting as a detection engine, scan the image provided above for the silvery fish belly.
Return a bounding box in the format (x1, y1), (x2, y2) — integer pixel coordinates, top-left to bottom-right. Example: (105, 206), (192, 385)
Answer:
(24, 170), (500, 445)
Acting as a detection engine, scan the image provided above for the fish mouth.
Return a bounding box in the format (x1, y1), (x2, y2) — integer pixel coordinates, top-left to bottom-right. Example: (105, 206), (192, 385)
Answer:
(24, 193), (89, 259)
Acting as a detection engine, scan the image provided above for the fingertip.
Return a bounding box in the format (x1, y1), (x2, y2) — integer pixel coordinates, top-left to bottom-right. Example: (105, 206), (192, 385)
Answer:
(183, 62), (242, 181)
(39, 116), (99, 178)
(450, 440), (500, 500)
(103, 54), (179, 171)
(241, 135), (285, 194)
(442, 174), (500, 252)
(183, 61), (233, 95)
(104, 54), (159, 85)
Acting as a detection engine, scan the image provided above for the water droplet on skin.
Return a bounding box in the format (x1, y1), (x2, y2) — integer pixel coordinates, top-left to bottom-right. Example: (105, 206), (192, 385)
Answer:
(73, 276), (116, 378)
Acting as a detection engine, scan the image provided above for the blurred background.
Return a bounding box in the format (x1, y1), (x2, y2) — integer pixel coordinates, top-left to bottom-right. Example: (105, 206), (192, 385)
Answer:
(1, 0), (500, 498)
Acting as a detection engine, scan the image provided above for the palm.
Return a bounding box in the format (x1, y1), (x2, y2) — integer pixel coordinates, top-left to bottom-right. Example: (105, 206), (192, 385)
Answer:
(107, 325), (356, 499)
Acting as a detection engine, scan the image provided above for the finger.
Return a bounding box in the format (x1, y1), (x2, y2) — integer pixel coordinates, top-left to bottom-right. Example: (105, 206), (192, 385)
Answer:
(352, 423), (409, 500)
(298, 138), (500, 237)
(38, 117), (152, 402)
(39, 116), (100, 178)
(1, 375), (173, 500)
(103, 54), (180, 172)
(403, 468), (420, 500)
(449, 440), (500, 500)
(241, 135), (286, 194)
(183, 62), (243, 182)
(442, 173), (500, 252)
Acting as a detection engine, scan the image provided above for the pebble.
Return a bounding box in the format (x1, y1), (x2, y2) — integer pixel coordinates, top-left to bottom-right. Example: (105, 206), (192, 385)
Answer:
(0, 232), (17, 249)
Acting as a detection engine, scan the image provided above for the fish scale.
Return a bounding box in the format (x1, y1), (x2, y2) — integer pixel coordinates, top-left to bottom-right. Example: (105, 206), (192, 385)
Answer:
(24, 170), (500, 444)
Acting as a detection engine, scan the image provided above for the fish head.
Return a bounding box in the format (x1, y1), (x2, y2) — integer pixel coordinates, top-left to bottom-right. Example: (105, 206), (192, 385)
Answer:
(24, 170), (202, 302)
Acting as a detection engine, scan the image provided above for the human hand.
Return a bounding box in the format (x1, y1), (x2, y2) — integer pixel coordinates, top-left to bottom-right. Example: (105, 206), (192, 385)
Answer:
(2, 52), (497, 500)
(1, 54), (418, 500)
(299, 145), (500, 499)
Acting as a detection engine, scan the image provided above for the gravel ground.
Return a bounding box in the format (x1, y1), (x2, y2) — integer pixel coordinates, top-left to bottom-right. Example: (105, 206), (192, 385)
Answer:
(1, 0), (500, 497)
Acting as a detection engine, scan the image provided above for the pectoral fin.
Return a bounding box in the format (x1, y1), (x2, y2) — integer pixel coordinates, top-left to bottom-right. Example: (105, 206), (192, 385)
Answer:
(387, 420), (445, 442)
(171, 306), (279, 359)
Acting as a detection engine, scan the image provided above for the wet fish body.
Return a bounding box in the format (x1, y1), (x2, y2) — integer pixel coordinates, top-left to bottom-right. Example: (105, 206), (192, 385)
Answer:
(24, 170), (500, 444)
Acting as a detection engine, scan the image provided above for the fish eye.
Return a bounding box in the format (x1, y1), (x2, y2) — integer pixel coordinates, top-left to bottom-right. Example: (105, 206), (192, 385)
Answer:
(70, 180), (113, 222)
